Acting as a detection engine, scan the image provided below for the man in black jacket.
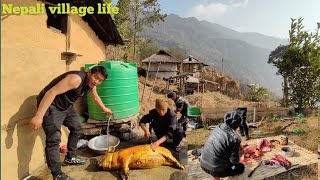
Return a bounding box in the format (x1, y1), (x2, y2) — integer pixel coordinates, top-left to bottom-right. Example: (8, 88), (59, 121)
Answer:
(200, 111), (245, 179)
(236, 107), (250, 140)
(167, 92), (190, 134)
(139, 98), (184, 151)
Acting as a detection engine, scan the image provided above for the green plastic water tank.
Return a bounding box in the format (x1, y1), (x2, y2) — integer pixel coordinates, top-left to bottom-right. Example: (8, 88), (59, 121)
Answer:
(86, 61), (139, 120)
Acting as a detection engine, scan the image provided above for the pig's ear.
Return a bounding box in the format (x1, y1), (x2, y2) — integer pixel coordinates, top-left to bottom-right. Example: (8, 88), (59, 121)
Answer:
(108, 146), (116, 153)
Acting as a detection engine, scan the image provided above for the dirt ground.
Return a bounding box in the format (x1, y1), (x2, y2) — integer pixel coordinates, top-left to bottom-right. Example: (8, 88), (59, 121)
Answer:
(28, 77), (315, 180)
(186, 92), (281, 109)
(30, 127), (188, 180)
(28, 77), (186, 180)
(138, 77), (281, 117)
(187, 115), (318, 180)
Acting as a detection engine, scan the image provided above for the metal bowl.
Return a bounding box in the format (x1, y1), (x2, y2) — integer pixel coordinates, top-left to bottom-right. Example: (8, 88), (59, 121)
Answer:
(281, 146), (294, 157)
(87, 135), (120, 155)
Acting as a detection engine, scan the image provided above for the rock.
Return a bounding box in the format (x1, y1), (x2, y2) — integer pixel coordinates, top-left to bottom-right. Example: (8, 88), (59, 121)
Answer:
(82, 127), (102, 136)
(169, 171), (188, 180)
(121, 131), (138, 141)
(119, 124), (131, 133)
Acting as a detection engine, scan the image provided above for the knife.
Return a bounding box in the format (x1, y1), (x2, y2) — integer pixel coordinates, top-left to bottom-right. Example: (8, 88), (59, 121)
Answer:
(149, 138), (155, 152)
(248, 161), (262, 177)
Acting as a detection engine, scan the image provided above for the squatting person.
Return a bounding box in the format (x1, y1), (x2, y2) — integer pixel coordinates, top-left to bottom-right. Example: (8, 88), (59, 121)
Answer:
(200, 111), (245, 180)
(139, 98), (184, 152)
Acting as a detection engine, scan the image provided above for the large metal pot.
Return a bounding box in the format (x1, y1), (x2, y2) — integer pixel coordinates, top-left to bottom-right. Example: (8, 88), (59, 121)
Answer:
(87, 135), (120, 155)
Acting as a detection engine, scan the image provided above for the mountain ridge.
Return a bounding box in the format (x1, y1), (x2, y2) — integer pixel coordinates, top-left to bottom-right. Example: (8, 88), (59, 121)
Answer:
(141, 14), (287, 95)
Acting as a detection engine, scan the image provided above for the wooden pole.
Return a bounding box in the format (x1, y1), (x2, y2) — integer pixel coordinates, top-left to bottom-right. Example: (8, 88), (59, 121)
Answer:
(202, 84), (205, 93)
(148, 62), (161, 100)
(181, 77), (183, 96)
(198, 82), (200, 93)
(141, 59), (151, 102)
(222, 58), (224, 74)
(179, 77), (182, 95)
(183, 77), (185, 96)
(165, 80), (168, 92)
(184, 78), (187, 96)
(253, 107), (256, 123)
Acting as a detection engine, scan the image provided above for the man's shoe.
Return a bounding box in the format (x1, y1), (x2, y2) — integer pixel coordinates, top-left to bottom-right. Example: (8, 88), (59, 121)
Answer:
(64, 156), (87, 165)
(54, 173), (74, 180)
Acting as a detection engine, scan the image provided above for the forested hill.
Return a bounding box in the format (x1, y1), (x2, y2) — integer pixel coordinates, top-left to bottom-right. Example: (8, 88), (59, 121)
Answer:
(141, 14), (288, 95)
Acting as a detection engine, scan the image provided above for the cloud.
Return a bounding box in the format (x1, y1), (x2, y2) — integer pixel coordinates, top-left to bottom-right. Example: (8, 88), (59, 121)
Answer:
(186, 0), (248, 21)
(188, 3), (229, 19)
(230, 0), (249, 7)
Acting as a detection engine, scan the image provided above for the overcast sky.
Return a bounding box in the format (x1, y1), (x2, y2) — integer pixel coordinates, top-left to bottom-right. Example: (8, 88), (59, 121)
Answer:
(157, 0), (319, 39)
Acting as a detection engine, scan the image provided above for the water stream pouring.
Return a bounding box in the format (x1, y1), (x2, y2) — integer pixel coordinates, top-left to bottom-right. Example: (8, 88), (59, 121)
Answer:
(105, 115), (112, 149)
(106, 115), (112, 135)
(87, 115), (120, 154)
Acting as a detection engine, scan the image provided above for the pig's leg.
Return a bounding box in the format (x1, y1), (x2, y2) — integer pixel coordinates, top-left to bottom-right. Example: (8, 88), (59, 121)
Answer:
(120, 155), (132, 179)
(160, 153), (185, 170)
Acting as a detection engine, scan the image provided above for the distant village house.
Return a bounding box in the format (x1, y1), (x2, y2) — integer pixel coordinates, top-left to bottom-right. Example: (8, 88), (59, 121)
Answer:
(181, 55), (208, 78)
(142, 50), (181, 79)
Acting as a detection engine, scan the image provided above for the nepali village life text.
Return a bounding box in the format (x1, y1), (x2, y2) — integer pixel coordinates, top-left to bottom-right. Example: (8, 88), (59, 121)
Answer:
(1, 2), (119, 16)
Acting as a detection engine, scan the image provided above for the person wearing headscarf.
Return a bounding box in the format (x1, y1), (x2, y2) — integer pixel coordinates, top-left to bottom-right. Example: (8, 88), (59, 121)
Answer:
(200, 111), (245, 180)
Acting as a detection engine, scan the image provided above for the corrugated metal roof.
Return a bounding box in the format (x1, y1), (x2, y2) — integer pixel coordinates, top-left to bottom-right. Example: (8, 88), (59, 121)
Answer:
(182, 56), (208, 66)
(186, 76), (200, 83)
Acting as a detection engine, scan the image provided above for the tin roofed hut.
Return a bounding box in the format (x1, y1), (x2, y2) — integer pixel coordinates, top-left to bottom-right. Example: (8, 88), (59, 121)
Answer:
(182, 56), (209, 78)
(142, 50), (181, 79)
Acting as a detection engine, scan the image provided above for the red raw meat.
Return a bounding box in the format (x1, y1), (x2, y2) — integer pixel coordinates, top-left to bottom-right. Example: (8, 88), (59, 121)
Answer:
(257, 138), (273, 152)
(240, 145), (263, 163)
(262, 159), (280, 167)
(262, 154), (292, 169)
(240, 138), (275, 163)
(273, 154), (292, 170)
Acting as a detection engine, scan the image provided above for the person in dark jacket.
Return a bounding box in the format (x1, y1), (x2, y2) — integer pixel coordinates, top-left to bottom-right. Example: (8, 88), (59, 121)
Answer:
(200, 111), (245, 179)
(30, 66), (112, 180)
(167, 92), (190, 134)
(236, 107), (250, 140)
(139, 98), (184, 151)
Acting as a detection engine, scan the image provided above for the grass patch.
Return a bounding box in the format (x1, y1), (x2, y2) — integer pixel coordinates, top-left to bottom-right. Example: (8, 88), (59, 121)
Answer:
(187, 128), (210, 150)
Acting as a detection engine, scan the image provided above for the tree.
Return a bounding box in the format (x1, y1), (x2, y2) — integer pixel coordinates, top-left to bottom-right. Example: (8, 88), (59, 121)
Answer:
(269, 17), (319, 108)
(245, 86), (269, 102)
(268, 45), (290, 106)
(139, 41), (160, 60)
(114, 0), (167, 62)
(165, 47), (187, 61)
(285, 18), (320, 108)
(114, 0), (131, 39)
